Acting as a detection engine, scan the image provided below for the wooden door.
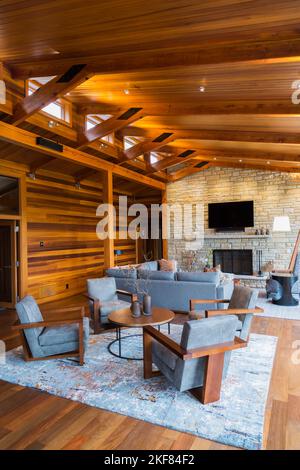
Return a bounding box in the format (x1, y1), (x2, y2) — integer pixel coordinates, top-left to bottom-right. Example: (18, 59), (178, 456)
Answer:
(0, 221), (17, 308)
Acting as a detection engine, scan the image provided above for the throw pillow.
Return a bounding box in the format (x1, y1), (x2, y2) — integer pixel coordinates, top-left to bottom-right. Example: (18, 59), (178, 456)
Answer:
(204, 264), (221, 272)
(159, 259), (177, 272)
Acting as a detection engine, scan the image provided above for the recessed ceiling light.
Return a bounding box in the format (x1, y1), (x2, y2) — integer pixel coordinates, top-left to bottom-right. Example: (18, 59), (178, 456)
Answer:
(199, 86), (205, 93)
(267, 161), (270, 164)
(123, 89), (130, 95)
(213, 157), (217, 160)
(239, 159), (243, 162)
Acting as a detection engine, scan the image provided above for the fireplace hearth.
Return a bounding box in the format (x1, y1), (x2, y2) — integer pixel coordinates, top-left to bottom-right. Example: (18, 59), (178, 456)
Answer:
(213, 249), (253, 275)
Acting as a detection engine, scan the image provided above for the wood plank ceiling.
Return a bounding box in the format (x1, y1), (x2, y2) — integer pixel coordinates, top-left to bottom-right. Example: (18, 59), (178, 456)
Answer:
(2, 0), (300, 180)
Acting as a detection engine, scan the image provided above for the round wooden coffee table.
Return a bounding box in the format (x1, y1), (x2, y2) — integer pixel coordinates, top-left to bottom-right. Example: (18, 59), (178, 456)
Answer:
(108, 307), (175, 360)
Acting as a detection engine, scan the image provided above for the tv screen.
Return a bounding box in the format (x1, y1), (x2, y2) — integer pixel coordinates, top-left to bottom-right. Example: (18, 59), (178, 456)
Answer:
(208, 201), (254, 230)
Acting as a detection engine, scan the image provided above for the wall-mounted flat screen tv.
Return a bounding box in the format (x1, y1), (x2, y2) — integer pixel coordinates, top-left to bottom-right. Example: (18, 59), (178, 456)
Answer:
(208, 201), (254, 231)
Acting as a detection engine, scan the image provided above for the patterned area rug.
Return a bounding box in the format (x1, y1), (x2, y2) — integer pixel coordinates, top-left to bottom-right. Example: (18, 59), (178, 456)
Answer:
(256, 296), (300, 321)
(0, 326), (277, 450)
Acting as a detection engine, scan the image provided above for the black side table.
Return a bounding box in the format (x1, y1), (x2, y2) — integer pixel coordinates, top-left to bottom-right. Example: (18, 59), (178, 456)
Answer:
(271, 273), (299, 306)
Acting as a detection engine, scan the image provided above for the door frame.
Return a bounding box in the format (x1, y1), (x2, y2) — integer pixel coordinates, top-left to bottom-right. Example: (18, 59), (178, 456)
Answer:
(0, 163), (28, 303)
(0, 220), (17, 307)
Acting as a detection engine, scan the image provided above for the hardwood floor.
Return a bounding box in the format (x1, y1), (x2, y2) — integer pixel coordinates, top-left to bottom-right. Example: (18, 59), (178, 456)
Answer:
(0, 296), (299, 450)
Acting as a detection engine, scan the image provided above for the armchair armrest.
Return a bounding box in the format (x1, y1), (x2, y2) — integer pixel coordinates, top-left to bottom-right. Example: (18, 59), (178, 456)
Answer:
(116, 289), (137, 302)
(144, 326), (247, 361)
(190, 298), (230, 310)
(205, 306), (264, 317)
(12, 315), (85, 331)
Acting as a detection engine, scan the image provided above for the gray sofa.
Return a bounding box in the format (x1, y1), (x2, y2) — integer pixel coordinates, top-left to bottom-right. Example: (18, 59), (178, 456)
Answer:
(106, 261), (234, 313)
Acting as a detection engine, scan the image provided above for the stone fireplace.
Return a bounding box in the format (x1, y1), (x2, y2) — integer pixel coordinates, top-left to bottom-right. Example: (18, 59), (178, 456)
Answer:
(213, 249), (253, 275)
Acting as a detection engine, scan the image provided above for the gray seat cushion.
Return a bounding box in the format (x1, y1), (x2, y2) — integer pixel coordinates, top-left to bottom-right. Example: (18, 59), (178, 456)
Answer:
(153, 328), (182, 370)
(100, 299), (131, 317)
(39, 317), (90, 347)
(15, 295), (45, 358)
(87, 277), (118, 302)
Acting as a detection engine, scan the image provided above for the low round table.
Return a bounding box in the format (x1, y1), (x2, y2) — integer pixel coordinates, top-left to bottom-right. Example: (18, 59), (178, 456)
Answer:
(108, 307), (175, 360)
(271, 273), (299, 306)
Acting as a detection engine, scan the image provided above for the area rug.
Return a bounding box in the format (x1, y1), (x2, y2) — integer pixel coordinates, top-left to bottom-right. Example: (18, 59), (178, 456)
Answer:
(0, 326), (277, 450)
(256, 296), (300, 321)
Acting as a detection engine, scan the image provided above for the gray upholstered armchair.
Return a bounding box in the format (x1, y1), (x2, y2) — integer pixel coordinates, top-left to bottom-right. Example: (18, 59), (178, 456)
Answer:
(144, 315), (246, 404)
(86, 277), (137, 333)
(189, 285), (262, 341)
(13, 295), (89, 365)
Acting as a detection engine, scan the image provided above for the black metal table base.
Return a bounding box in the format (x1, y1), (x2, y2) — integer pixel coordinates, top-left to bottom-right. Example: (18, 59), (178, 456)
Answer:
(107, 323), (171, 360)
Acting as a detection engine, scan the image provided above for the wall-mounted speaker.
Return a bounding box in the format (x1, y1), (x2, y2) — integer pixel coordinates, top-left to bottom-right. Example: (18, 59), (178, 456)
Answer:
(36, 137), (63, 152)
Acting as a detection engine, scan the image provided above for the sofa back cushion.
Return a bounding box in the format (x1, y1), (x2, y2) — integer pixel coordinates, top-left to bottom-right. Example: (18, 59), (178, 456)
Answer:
(87, 277), (118, 302)
(176, 271), (220, 284)
(138, 261), (158, 271)
(138, 269), (175, 281)
(106, 268), (137, 279)
(16, 296), (45, 358)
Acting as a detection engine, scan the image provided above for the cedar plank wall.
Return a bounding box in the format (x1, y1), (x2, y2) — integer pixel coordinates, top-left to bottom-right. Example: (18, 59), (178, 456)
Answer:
(26, 175), (137, 303)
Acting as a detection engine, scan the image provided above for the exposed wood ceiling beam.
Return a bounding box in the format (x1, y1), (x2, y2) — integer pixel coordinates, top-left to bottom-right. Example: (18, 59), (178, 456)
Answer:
(147, 150), (198, 174)
(9, 39), (300, 79)
(73, 168), (97, 183)
(0, 121), (165, 190)
(77, 107), (145, 149)
(120, 132), (176, 162)
(169, 162), (211, 182)
(80, 100), (299, 117)
(11, 64), (93, 126)
(210, 160), (300, 174)
(29, 156), (56, 174)
(179, 149), (300, 164)
(120, 128), (300, 146)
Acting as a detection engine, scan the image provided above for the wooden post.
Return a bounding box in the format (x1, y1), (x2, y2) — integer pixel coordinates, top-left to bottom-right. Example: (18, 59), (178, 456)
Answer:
(102, 169), (114, 269)
(161, 188), (168, 259)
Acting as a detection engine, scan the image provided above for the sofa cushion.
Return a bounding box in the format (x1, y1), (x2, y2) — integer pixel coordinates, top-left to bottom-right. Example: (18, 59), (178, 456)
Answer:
(176, 271), (220, 284)
(87, 277), (118, 302)
(138, 270), (175, 281)
(138, 261), (158, 271)
(39, 317), (90, 347)
(106, 268), (137, 279)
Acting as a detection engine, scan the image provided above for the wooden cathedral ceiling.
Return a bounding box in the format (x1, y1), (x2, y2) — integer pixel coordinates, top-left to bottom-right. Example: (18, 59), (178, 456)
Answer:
(2, 0), (300, 181)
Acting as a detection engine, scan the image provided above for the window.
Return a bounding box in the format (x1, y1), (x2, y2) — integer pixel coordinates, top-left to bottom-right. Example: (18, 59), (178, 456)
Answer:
(150, 152), (158, 164)
(86, 115), (114, 144)
(0, 175), (19, 215)
(27, 79), (71, 124)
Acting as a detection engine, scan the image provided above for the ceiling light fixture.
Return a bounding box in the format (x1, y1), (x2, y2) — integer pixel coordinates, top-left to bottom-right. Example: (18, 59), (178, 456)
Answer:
(123, 89), (130, 95)
(239, 159), (243, 162)
(199, 86), (205, 93)
(267, 161), (270, 164)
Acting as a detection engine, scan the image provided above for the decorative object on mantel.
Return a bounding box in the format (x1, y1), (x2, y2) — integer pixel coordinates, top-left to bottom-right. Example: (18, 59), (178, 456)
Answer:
(255, 229), (260, 235)
(143, 294), (152, 316)
(131, 300), (141, 318)
(260, 228), (265, 236)
(266, 228), (270, 236)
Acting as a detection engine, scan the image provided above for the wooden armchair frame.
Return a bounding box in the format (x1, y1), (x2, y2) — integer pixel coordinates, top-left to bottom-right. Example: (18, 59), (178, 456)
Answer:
(190, 299), (263, 319)
(12, 306), (86, 365)
(84, 289), (137, 334)
(143, 325), (247, 404)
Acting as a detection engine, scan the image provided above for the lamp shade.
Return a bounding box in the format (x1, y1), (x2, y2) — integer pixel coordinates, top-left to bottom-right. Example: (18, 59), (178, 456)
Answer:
(272, 216), (291, 232)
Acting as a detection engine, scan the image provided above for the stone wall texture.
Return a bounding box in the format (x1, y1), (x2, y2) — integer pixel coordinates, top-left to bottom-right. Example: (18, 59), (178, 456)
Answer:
(166, 167), (300, 273)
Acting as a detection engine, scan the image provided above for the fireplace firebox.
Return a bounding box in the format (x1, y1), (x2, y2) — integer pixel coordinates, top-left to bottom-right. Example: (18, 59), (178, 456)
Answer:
(213, 249), (253, 275)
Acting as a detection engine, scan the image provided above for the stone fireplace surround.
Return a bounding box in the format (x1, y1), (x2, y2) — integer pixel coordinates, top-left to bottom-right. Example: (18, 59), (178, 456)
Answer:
(167, 167), (300, 274)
